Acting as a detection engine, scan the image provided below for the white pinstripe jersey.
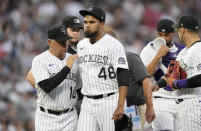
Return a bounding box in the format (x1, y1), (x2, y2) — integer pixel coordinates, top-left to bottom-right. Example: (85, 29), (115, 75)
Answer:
(140, 41), (185, 98)
(32, 51), (81, 110)
(174, 41), (201, 98)
(77, 34), (128, 96)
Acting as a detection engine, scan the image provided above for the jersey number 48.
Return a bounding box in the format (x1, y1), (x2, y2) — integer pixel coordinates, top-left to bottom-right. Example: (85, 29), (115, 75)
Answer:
(98, 67), (116, 80)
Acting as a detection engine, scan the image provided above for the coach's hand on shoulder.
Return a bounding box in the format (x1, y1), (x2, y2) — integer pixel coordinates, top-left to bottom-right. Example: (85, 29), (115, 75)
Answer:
(66, 54), (78, 69)
(112, 105), (124, 121)
(156, 45), (170, 58)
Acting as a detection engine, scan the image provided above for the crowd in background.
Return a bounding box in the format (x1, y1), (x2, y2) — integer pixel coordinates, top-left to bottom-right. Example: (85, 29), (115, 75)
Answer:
(0, 0), (201, 130)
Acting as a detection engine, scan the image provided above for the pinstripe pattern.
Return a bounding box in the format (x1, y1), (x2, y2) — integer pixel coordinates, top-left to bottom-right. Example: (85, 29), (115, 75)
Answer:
(77, 34), (128, 130)
(77, 93), (118, 131)
(175, 42), (201, 98)
(35, 107), (78, 131)
(152, 98), (176, 130)
(140, 41), (185, 130)
(32, 51), (81, 130)
(175, 98), (201, 131)
(77, 34), (128, 96)
(173, 42), (201, 131)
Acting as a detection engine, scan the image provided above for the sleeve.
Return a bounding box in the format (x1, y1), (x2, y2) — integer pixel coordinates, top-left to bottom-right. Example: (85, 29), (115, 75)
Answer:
(31, 57), (50, 84)
(192, 48), (201, 75)
(140, 44), (160, 70)
(109, 40), (128, 70)
(128, 53), (149, 82)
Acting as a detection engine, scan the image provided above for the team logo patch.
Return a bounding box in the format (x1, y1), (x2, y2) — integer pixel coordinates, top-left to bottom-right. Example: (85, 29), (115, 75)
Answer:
(197, 63), (201, 70)
(118, 57), (126, 64)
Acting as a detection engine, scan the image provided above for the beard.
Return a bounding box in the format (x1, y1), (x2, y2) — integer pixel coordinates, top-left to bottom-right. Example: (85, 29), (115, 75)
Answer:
(166, 41), (172, 47)
(84, 29), (99, 38)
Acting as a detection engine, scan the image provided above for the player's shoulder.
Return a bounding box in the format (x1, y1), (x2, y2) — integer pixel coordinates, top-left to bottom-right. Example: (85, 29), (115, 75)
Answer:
(188, 41), (201, 53)
(33, 50), (49, 62)
(77, 38), (88, 47)
(140, 41), (155, 54)
(105, 34), (122, 45)
(192, 41), (201, 48)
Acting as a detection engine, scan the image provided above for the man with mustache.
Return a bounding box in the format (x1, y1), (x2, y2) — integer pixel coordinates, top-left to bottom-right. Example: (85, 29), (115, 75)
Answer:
(76, 7), (129, 131)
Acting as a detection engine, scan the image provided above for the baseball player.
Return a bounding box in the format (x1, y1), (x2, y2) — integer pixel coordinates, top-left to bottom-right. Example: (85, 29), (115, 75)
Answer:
(77, 7), (129, 131)
(27, 15), (83, 86)
(31, 25), (79, 131)
(27, 15), (83, 115)
(155, 15), (201, 131)
(140, 19), (185, 130)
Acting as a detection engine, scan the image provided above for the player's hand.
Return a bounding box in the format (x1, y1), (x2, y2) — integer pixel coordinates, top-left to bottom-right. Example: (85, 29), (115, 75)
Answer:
(112, 105), (124, 121)
(146, 104), (155, 123)
(152, 84), (159, 92)
(156, 45), (170, 58)
(66, 54), (78, 69)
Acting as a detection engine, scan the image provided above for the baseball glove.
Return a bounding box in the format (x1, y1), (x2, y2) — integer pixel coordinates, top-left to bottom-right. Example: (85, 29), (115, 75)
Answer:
(164, 60), (180, 91)
(115, 114), (133, 131)
(179, 66), (187, 79)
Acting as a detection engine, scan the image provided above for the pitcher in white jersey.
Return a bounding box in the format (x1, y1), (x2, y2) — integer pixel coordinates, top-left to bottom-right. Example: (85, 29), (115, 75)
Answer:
(77, 7), (129, 131)
(31, 25), (79, 131)
(154, 15), (201, 131)
(140, 19), (185, 130)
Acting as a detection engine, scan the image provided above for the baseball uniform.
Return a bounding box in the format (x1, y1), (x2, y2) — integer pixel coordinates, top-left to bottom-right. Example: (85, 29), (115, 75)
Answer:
(77, 34), (128, 131)
(172, 41), (201, 131)
(32, 51), (81, 131)
(140, 41), (185, 130)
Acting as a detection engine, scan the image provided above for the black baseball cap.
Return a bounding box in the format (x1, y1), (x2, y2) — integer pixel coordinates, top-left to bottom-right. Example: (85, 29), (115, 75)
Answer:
(174, 15), (200, 30)
(156, 19), (175, 33)
(48, 25), (72, 44)
(62, 16), (83, 29)
(79, 7), (106, 22)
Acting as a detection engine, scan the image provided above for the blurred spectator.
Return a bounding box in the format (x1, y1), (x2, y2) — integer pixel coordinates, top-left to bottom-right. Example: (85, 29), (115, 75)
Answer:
(0, 0), (200, 130)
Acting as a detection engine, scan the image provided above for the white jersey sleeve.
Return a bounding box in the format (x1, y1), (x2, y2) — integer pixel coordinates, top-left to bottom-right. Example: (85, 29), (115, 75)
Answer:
(109, 40), (128, 70)
(140, 42), (160, 70)
(32, 56), (50, 84)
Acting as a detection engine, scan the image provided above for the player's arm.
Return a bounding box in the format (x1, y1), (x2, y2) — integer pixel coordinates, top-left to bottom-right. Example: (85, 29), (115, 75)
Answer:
(26, 69), (36, 88)
(129, 53), (155, 122)
(38, 55), (77, 93)
(113, 68), (128, 120)
(157, 74), (201, 89)
(145, 45), (169, 76)
(110, 40), (128, 120)
(142, 77), (155, 123)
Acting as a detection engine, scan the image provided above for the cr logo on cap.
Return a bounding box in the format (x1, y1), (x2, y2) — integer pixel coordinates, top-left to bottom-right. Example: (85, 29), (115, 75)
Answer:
(74, 19), (80, 23)
(61, 27), (66, 34)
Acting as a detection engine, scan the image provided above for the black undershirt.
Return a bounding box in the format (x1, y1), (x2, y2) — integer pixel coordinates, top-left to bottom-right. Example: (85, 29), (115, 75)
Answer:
(38, 66), (70, 93)
(117, 68), (129, 87)
(187, 74), (201, 88)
